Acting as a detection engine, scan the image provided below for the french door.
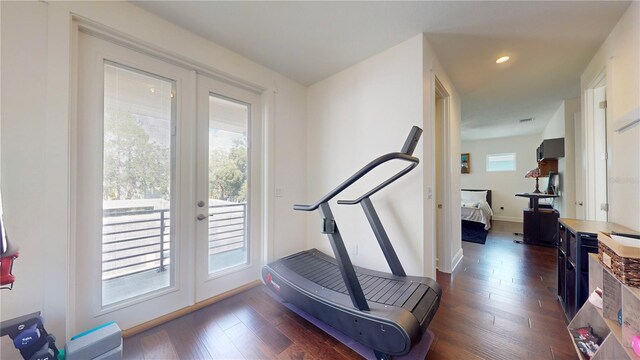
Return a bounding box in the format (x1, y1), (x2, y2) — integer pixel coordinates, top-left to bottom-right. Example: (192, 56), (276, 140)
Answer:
(195, 76), (262, 302)
(75, 31), (262, 332)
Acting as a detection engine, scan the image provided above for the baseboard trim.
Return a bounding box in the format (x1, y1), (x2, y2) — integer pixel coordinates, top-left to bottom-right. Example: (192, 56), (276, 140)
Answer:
(121, 279), (262, 338)
(492, 216), (523, 223)
(451, 248), (464, 272)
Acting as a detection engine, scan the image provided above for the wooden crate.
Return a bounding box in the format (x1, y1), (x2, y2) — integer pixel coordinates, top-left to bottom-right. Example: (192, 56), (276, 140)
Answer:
(567, 301), (610, 360)
(598, 232), (640, 288)
(576, 253), (640, 360)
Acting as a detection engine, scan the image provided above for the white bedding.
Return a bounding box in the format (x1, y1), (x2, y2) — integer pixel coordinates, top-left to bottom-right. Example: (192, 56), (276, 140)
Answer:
(461, 200), (493, 230)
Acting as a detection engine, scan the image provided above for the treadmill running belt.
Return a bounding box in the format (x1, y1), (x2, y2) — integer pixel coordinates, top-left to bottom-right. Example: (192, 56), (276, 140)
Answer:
(281, 251), (420, 307)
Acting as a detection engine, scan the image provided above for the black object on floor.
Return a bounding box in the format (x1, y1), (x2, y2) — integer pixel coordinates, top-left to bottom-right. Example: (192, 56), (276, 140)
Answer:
(462, 220), (488, 244)
(265, 287), (436, 360)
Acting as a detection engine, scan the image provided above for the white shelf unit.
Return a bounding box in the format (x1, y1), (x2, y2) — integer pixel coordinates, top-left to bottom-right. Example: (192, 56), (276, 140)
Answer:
(568, 252), (640, 360)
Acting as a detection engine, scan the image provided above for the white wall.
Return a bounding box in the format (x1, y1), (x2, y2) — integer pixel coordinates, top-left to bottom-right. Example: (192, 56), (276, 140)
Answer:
(423, 37), (463, 273)
(581, 2), (640, 231)
(541, 103), (566, 216)
(562, 98), (580, 218)
(542, 103), (566, 140)
(540, 97), (580, 218)
(306, 35), (427, 277)
(305, 34), (461, 278)
(1, 1), (307, 352)
(1, 3), (51, 355)
(461, 134), (542, 222)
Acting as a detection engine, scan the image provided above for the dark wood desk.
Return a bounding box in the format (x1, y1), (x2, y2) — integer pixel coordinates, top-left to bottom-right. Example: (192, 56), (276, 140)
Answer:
(515, 193), (559, 246)
(515, 192), (558, 211)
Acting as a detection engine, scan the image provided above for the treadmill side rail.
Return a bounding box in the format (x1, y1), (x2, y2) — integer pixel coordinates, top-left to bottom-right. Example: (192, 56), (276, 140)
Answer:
(318, 203), (369, 311)
(360, 197), (406, 277)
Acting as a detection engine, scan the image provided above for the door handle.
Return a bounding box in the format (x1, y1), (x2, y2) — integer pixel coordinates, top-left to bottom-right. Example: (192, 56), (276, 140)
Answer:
(197, 201), (205, 207)
(197, 214), (207, 221)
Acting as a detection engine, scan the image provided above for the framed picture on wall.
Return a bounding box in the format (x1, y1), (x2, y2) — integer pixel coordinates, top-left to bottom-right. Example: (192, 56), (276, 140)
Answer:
(461, 153), (470, 174)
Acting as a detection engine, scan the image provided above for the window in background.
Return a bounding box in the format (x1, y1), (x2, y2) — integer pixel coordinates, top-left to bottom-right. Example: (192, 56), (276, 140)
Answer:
(486, 153), (516, 172)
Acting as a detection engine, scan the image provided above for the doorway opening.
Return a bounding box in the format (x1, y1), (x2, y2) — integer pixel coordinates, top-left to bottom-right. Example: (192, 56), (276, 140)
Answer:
(583, 71), (608, 221)
(434, 77), (454, 272)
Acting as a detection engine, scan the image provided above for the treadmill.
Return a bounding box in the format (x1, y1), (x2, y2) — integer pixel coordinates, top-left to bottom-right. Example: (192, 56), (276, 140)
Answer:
(262, 126), (441, 360)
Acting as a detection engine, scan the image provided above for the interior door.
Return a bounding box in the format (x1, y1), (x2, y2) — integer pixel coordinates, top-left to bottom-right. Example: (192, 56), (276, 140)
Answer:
(593, 86), (608, 221)
(195, 75), (263, 301)
(75, 32), (195, 332)
(574, 112), (585, 219)
(434, 92), (444, 269)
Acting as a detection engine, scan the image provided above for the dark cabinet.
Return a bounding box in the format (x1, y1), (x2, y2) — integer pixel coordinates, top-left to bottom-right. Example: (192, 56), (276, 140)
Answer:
(558, 220), (597, 320)
(517, 193), (559, 247)
(567, 230), (577, 263)
(565, 259), (577, 319)
(556, 219), (636, 321)
(536, 138), (564, 161)
(557, 248), (566, 306)
(523, 208), (559, 246)
(578, 235), (598, 310)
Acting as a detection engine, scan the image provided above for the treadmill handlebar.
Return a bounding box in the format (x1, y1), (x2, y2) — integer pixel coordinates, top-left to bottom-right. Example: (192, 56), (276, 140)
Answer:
(401, 126), (423, 156)
(294, 127), (422, 211)
(336, 161), (418, 205)
(293, 152), (419, 211)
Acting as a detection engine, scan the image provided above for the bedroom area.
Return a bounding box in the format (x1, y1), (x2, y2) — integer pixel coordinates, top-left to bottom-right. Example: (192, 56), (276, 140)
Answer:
(459, 133), (551, 246)
(458, 98), (580, 246)
(460, 189), (493, 244)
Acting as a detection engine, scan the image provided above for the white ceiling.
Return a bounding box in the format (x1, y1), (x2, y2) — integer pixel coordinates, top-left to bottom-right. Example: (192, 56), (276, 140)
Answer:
(132, 1), (630, 140)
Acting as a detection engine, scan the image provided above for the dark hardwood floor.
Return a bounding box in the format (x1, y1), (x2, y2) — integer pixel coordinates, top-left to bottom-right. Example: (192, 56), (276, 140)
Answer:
(123, 224), (577, 359)
(424, 225), (576, 360)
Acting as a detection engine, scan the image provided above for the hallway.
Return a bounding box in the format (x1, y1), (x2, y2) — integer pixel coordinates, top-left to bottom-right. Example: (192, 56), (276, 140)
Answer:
(426, 223), (575, 359)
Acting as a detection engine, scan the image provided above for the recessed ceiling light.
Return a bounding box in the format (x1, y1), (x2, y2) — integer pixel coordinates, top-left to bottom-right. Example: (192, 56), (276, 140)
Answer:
(496, 56), (510, 64)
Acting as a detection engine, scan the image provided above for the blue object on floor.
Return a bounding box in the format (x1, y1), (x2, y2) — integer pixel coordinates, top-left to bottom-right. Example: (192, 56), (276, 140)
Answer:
(65, 322), (121, 360)
(462, 220), (488, 244)
(462, 220), (489, 244)
(12, 324), (40, 349)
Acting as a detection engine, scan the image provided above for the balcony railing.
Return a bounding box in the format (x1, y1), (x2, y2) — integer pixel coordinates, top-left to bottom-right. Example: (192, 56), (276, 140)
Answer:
(102, 202), (247, 280)
(207, 203), (247, 256)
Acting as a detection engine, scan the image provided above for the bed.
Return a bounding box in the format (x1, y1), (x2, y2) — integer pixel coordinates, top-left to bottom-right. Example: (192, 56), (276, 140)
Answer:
(461, 189), (493, 230)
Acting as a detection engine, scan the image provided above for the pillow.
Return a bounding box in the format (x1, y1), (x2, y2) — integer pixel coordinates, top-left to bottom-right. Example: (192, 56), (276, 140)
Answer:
(461, 190), (487, 202)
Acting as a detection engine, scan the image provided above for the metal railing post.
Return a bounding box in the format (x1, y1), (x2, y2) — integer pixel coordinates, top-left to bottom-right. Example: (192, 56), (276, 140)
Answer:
(243, 203), (247, 248)
(158, 210), (166, 272)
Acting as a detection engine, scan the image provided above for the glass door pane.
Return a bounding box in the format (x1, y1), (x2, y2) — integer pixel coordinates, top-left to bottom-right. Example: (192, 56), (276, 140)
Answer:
(101, 62), (175, 306)
(207, 95), (249, 274)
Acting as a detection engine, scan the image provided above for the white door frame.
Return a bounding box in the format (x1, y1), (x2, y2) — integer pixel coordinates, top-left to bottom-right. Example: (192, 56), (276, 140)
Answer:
(432, 76), (457, 273)
(70, 19), (273, 335)
(583, 68), (608, 221)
